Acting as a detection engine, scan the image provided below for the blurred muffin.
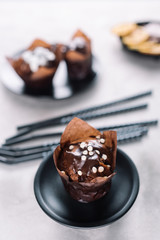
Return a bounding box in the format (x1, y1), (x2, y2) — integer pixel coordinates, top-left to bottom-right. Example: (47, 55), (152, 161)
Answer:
(54, 117), (117, 203)
(64, 30), (92, 81)
(8, 39), (61, 92)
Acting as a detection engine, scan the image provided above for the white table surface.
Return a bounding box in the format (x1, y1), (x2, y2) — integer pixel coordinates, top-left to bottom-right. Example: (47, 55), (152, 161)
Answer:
(0, 1), (160, 239)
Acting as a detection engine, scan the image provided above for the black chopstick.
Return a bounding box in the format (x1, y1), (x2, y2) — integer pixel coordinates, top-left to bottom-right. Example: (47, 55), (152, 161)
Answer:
(6, 128), (34, 141)
(6, 119), (158, 145)
(58, 104), (148, 125)
(6, 102), (148, 143)
(5, 110), (149, 146)
(2, 126), (148, 155)
(98, 119), (158, 131)
(5, 132), (62, 144)
(0, 129), (148, 164)
(17, 90), (152, 130)
(0, 146), (53, 157)
(4, 122), (149, 146)
(117, 127), (148, 143)
(0, 151), (53, 164)
(0, 143), (55, 152)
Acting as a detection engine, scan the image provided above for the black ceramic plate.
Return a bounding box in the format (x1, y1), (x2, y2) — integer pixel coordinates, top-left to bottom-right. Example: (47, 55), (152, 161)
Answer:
(121, 21), (160, 57)
(34, 148), (139, 228)
(0, 54), (97, 100)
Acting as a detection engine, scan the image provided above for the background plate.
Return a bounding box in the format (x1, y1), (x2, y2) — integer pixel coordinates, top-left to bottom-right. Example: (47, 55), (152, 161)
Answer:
(121, 21), (160, 58)
(0, 54), (97, 100)
(34, 148), (139, 228)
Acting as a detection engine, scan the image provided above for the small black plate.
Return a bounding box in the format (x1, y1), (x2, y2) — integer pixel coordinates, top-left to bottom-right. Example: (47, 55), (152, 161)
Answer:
(34, 148), (139, 228)
(0, 54), (97, 100)
(121, 21), (160, 58)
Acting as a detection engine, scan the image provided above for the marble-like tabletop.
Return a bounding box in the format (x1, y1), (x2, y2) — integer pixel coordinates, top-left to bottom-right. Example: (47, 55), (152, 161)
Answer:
(0, 1), (160, 239)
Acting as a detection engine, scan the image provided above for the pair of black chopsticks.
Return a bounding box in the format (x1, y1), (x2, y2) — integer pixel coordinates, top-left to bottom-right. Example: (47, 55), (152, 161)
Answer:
(0, 90), (158, 164)
(4, 90), (152, 145)
(0, 121), (157, 164)
(0, 123), (153, 164)
(3, 120), (157, 146)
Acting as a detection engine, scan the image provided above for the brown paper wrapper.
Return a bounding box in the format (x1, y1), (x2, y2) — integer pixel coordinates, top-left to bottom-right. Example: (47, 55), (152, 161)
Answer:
(53, 117), (117, 203)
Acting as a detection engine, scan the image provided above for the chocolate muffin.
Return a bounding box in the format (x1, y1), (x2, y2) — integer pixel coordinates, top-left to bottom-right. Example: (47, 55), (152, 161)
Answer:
(8, 39), (61, 92)
(54, 117), (117, 203)
(64, 30), (92, 81)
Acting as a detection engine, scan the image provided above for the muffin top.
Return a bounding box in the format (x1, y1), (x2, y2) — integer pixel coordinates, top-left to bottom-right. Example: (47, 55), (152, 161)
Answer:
(65, 30), (91, 60)
(58, 135), (113, 183)
(9, 39), (59, 77)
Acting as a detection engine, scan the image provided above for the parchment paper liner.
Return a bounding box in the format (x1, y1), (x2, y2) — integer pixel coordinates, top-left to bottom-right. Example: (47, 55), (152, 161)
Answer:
(53, 117), (117, 203)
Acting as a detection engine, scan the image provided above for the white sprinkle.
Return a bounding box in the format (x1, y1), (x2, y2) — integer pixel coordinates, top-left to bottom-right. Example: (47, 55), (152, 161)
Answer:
(106, 164), (111, 168)
(80, 142), (86, 149)
(83, 150), (88, 155)
(98, 166), (104, 173)
(89, 151), (94, 156)
(95, 150), (100, 155)
(22, 47), (55, 72)
(69, 37), (86, 50)
(96, 135), (100, 139)
(92, 166), (97, 173)
(87, 145), (93, 151)
(69, 145), (74, 150)
(102, 154), (107, 160)
(78, 170), (82, 176)
(100, 138), (105, 144)
(81, 155), (87, 161)
(61, 171), (65, 174)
